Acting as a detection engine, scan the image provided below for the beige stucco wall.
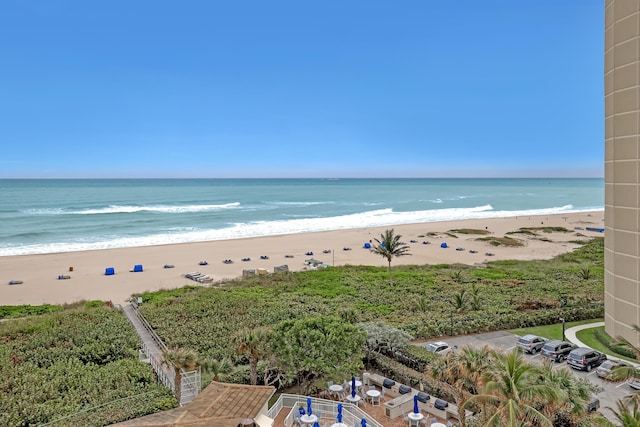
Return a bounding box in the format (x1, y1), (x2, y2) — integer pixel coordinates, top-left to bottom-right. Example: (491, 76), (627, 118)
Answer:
(604, 0), (640, 346)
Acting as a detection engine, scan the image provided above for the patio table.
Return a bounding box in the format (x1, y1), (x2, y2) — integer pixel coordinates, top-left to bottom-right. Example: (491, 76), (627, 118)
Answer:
(300, 413), (318, 426)
(329, 384), (344, 395)
(365, 389), (380, 403)
(346, 394), (361, 404)
(408, 412), (424, 423)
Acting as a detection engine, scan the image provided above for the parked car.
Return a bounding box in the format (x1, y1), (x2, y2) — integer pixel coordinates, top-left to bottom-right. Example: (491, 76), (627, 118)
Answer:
(540, 340), (578, 362)
(629, 378), (640, 390)
(567, 347), (607, 371)
(596, 359), (630, 379)
(425, 341), (454, 356)
(517, 334), (548, 354)
(588, 398), (600, 413)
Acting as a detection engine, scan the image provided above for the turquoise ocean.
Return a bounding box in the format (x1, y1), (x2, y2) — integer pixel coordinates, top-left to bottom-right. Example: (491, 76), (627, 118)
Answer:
(0, 178), (604, 257)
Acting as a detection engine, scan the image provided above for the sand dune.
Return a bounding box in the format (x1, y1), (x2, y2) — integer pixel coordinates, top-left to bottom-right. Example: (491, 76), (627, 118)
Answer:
(0, 211), (604, 306)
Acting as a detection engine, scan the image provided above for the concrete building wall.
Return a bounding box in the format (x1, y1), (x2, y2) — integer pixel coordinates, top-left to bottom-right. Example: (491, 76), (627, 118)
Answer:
(604, 0), (640, 345)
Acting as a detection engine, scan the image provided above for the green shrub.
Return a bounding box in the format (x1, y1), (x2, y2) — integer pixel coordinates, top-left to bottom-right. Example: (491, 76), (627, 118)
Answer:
(594, 328), (637, 359)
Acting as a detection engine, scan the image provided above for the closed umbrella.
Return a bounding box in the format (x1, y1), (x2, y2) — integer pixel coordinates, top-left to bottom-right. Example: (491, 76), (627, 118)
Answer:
(337, 403), (343, 423)
(307, 397), (312, 415)
(351, 376), (357, 398)
(413, 394), (419, 414)
(361, 418), (367, 427)
(313, 422), (320, 427)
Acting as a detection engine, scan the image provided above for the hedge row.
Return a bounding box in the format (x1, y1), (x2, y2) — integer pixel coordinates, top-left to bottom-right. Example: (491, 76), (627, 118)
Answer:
(402, 304), (604, 338)
(594, 327), (637, 360)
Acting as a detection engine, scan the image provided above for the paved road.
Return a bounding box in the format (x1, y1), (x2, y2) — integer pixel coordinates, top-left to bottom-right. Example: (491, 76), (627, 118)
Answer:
(423, 324), (636, 421)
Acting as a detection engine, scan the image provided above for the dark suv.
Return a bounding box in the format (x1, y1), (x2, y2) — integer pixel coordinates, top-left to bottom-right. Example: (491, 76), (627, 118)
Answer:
(540, 340), (578, 362)
(567, 347), (607, 372)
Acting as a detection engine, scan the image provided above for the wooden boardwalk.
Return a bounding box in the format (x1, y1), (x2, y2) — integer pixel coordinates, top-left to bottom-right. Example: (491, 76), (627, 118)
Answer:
(121, 303), (200, 405)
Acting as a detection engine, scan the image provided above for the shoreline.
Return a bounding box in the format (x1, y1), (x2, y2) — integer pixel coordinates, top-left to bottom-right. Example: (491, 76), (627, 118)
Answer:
(0, 211), (604, 306)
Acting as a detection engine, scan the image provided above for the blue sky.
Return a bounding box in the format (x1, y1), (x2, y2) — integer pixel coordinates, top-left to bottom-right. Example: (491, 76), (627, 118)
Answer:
(0, 1), (603, 178)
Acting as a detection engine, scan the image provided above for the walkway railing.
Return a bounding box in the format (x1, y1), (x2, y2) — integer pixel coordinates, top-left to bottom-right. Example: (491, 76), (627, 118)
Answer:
(122, 302), (200, 405)
(268, 393), (383, 427)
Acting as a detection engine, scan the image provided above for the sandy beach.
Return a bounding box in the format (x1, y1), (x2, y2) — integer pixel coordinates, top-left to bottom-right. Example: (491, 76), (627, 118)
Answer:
(0, 211), (604, 306)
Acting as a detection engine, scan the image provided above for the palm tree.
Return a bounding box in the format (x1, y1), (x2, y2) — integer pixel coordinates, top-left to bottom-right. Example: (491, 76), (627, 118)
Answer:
(428, 346), (492, 427)
(162, 348), (199, 403)
(593, 399), (640, 426)
(201, 357), (233, 382)
(461, 348), (562, 427)
(450, 289), (468, 313)
(233, 327), (268, 385)
(370, 228), (411, 285)
(605, 324), (640, 384)
(537, 359), (596, 421)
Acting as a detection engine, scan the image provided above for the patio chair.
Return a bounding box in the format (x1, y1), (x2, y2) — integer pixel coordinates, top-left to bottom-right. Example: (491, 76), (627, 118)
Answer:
(428, 418), (438, 426)
(293, 413), (302, 427)
(403, 413), (410, 427)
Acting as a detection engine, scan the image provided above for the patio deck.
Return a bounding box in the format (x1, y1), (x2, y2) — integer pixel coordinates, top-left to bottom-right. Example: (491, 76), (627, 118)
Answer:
(268, 393), (448, 427)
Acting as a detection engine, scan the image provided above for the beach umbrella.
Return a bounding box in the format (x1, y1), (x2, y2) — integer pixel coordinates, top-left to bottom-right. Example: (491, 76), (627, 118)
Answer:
(361, 419), (367, 427)
(307, 397), (312, 415)
(413, 394), (419, 414)
(337, 403), (343, 423)
(351, 376), (357, 398)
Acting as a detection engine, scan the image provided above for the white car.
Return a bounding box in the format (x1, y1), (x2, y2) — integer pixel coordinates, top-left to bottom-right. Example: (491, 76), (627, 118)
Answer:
(425, 341), (454, 356)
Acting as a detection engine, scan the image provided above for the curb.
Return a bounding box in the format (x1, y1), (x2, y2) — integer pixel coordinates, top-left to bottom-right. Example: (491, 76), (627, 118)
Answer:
(564, 321), (640, 368)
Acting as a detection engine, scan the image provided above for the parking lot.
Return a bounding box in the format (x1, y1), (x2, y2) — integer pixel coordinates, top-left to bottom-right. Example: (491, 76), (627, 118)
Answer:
(422, 330), (636, 420)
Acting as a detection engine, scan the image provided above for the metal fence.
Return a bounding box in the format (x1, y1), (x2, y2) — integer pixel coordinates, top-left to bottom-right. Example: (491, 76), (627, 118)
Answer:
(268, 393), (383, 427)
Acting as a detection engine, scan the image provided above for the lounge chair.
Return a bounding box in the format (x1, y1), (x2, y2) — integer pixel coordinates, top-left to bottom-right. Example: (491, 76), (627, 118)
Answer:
(57, 275), (71, 280)
(8, 280), (23, 285)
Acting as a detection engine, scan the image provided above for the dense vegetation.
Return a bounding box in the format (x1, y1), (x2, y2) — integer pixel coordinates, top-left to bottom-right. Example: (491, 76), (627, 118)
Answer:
(0, 302), (176, 426)
(0, 238), (604, 426)
(138, 238), (604, 375)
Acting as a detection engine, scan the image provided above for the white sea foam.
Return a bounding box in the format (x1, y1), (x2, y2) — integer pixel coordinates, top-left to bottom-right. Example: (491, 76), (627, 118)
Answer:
(266, 201), (333, 206)
(0, 204), (594, 256)
(25, 203), (242, 215)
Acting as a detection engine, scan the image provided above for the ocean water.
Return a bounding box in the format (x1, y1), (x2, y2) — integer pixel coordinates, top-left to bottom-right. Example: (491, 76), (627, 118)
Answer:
(0, 178), (603, 256)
